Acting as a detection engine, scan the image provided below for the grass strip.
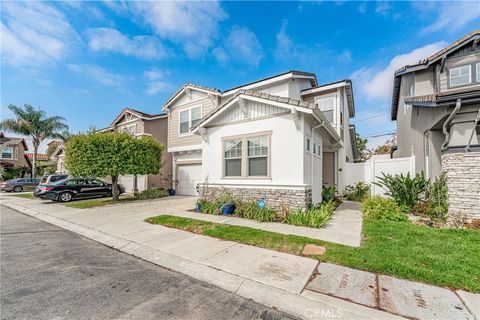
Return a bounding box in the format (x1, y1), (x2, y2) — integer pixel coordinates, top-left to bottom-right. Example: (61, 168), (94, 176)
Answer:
(145, 215), (480, 292)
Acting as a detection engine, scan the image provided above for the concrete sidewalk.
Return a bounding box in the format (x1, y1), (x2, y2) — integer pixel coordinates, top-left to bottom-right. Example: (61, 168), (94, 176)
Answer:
(1, 195), (478, 320)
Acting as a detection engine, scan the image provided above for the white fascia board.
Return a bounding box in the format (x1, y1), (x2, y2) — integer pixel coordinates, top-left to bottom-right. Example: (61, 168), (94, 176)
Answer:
(222, 73), (316, 96)
(164, 86), (221, 111)
(300, 81), (348, 96)
(168, 145), (203, 153)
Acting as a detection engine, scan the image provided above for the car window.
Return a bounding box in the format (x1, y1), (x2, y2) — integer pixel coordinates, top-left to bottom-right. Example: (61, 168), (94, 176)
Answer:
(33, 179), (40, 183)
(17, 179), (27, 183)
(51, 176), (67, 182)
(89, 179), (104, 186)
(64, 179), (79, 186)
(40, 176), (48, 183)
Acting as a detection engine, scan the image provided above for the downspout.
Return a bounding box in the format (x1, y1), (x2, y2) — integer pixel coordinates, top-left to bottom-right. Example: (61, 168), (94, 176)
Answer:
(441, 99), (462, 150)
(311, 121), (325, 200)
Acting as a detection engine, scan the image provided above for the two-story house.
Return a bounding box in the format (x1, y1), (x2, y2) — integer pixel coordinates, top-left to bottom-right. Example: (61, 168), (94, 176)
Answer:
(0, 132), (31, 177)
(391, 30), (480, 222)
(100, 108), (172, 193)
(163, 71), (357, 210)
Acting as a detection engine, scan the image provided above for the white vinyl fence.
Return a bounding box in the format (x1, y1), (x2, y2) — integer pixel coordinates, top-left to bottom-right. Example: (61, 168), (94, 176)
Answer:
(345, 155), (415, 196)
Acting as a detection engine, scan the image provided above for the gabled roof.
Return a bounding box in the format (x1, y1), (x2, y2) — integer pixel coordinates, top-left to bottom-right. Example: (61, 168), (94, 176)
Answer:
(50, 144), (65, 159)
(301, 79), (355, 117)
(110, 108), (167, 127)
(192, 89), (340, 142)
(0, 133), (29, 150)
(391, 30), (480, 120)
(162, 83), (221, 111)
(47, 140), (63, 146)
(222, 70), (317, 95)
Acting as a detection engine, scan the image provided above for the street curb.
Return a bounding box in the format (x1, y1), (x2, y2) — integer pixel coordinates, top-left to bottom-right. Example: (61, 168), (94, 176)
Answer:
(2, 202), (405, 320)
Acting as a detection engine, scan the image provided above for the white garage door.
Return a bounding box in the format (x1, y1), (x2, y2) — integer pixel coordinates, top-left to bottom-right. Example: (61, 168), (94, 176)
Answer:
(177, 164), (202, 196)
(118, 175), (146, 193)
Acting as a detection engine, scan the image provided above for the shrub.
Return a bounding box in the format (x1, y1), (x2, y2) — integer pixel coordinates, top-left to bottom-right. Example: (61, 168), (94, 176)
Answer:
(374, 172), (428, 210)
(362, 196), (408, 222)
(322, 186), (336, 202)
(284, 201), (335, 228)
(136, 187), (169, 200)
(344, 182), (370, 202)
(236, 202), (277, 222)
(426, 173), (447, 221)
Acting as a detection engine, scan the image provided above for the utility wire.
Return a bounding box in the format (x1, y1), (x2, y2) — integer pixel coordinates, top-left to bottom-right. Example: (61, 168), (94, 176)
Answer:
(352, 112), (389, 123)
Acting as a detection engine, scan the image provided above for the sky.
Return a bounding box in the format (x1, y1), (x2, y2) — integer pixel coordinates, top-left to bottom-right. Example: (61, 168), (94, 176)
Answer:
(1, 0), (479, 152)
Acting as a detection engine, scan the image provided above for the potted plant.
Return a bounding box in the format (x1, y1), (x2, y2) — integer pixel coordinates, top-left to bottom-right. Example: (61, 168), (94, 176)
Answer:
(161, 174), (177, 196)
(219, 194), (236, 215)
(196, 198), (205, 213)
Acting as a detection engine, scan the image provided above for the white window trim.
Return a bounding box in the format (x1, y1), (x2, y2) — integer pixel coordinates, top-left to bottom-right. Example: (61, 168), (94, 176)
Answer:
(449, 64), (472, 87)
(1, 146), (14, 160)
(179, 105), (202, 136)
(221, 131), (272, 179)
(476, 63), (480, 82)
(120, 123), (137, 135)
(314, 93), (337, 125)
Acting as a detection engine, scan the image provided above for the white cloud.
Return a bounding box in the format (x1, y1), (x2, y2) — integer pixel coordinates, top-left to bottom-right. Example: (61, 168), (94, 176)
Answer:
(143, 69), (174, 95)
(86, 28), (168, 59)
(375, 1), (391, 16)
(68, 64), (126, 89)
(415, 1), (480, 34)
(351, 42), (446, 101)
(215, 26), (263, 66)
(336, 50), (352, 64)
(1, 1), (79, 67)
(130, 1), (227, 58)
(274, 20), (322, 64)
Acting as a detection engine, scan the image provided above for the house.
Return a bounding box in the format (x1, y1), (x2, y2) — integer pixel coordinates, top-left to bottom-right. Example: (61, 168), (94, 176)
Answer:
(163, 71), (357, 210)
(50, 143), (67, 174)
(391, 30), (480, 222)
(101, 108), (172, 193)
(0, 132), (31, 177)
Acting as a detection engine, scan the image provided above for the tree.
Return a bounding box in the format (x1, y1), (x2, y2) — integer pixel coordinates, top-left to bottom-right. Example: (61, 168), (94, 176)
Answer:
(65, 131), (164, 200)
(355, 133), (370, 162)
(0, 104), (69, 178)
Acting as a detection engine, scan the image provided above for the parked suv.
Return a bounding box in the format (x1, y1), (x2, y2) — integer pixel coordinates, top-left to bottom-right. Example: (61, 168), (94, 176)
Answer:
(34, 178), (125, 202)
(40, 174), (69, 185)
(0, 178), (40, 192)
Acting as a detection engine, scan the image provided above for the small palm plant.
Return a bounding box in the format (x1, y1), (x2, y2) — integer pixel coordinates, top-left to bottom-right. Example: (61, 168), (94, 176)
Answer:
(374, 171), (428, 210)
(0, 104), (69, 178)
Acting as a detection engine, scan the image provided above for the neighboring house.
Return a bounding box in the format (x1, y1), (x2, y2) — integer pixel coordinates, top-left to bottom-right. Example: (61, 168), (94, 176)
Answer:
(0, 132), (32, 177)
(163, 71), (357, 210)
(391, 30), (480, 222)
(50, 143), (67, 174)
(101, 108), (172, 193)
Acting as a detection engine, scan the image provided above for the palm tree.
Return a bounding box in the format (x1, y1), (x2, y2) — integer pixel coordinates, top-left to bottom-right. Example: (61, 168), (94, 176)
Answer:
(0, 104), (69, 178)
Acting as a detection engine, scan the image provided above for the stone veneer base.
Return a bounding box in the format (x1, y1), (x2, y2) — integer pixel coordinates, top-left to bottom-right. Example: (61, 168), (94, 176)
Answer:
(442, 152), (480, 225)
(198, 185), (312, 211)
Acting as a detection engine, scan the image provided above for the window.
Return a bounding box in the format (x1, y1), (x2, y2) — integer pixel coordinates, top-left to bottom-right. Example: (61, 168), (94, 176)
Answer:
(224, 139), (242, 177)
(247, 136), (268, 176)
(223, 133), (270, 178)
(179, 106), (202, 134)
(313, 142), (317, 155)
(315, 95), (335, 123)
(1, 147), (13, 159)
(306, 138), (311, 152)
(122, 124), (136, 135)
(476, 125), (480, 144)
(477, 63), (480, 82)
(449, 65), (471, 87)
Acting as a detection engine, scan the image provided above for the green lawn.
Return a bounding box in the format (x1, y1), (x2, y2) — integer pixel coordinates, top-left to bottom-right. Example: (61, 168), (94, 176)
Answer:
(145, 215), (480, 292)
(65, 196), (135, 209)
(10, 193), (34, 199)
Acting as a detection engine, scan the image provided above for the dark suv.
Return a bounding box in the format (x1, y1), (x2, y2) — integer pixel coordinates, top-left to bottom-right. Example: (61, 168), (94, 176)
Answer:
(34, 178), (124, 202)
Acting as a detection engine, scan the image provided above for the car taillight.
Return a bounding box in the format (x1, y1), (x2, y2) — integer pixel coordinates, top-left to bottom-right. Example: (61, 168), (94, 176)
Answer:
(45, 187), (53, 191)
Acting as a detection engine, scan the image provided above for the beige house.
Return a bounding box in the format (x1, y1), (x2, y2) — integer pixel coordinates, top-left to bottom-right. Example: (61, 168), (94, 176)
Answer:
(0, 132), (31, 177)
(163, 71), (357, 210)
(391, 30), (480, 222)
(99, 108), (172, 193)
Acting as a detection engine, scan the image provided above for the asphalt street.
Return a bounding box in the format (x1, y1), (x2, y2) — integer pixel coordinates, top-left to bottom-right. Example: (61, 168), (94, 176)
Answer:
(0, 205), (297, 320)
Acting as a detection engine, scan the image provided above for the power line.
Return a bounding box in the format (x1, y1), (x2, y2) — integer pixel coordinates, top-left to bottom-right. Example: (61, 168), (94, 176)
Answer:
(352, 112), (389, 123)
(363, 131), (395, 138)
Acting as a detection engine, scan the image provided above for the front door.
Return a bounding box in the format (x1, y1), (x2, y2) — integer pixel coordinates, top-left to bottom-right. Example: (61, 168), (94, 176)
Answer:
(322, 152), (335, 186)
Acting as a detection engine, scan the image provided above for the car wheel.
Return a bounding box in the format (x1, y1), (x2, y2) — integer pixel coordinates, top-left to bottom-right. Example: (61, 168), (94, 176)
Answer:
(13, 186), (23, 193)
(58, 192), (73, 202)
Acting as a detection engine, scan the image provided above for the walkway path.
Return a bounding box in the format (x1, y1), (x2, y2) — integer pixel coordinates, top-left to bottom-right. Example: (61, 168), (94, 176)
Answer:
(1, 194), (478, 320)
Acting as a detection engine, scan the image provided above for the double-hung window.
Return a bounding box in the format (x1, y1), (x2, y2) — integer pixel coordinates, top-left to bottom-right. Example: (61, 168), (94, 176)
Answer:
(223, 133), (270, 178)
(476, 63), (480, 83)
(315, 95), (336, 123)
(122, 124), (136, 135)
(449, 65), (471, 87)
(1, 147), (13, 159)
(179, 106), (202, 134)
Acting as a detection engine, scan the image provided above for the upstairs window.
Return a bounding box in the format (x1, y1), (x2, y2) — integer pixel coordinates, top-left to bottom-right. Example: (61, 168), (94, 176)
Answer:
(121, 124), (136, 135)
(315, 95), (335, 123)
(1, 147), (13, 159)
(179, 106), (202, 134)
(449, 65), (471, 87)
(477, 63), (480, 82)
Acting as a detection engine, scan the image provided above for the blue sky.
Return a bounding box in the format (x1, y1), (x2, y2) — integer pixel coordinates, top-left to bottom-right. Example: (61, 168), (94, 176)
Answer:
(1, 1), (479, 151)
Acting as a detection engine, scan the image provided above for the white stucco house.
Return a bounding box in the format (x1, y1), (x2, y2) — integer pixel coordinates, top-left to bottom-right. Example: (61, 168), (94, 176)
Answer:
(163, 71), (357, 209)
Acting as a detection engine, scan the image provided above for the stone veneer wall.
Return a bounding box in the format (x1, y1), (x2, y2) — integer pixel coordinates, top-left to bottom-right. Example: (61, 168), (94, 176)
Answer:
(198, 185), (312, 211)
(442, 152), (480, 224)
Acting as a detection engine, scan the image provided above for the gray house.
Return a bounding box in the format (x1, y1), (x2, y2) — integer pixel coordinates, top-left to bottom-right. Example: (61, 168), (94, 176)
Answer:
(391, 30), (480, 223)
